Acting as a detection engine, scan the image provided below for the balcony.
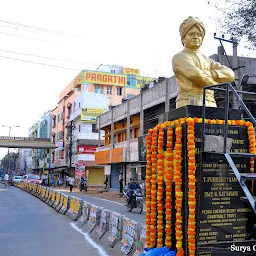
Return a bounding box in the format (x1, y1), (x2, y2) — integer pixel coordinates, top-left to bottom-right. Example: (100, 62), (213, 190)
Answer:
(76, 131), (104, 141)
(70, 107), (81, 121)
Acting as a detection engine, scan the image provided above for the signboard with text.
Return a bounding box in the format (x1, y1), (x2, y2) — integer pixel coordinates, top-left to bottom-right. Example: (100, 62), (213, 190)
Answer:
(75, 164), (85, 178)
(78, 145), (97, 154)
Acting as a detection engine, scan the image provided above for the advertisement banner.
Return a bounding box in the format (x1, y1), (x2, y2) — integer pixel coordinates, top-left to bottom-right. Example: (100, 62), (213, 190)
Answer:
(136, 77), (155, 88)
(95, 150), (110, 165)
(123, 68), (140, 76)
(78, 145), (97, 154)
(81, 108), (104, 122)
(75, 164), (85, 178)
(83, 71), (127, 86)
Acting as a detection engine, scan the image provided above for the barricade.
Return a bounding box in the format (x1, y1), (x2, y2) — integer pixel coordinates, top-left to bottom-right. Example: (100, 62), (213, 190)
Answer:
(56, 193), (64, 212)
(82, 204), (102, 233)
(34, 185), (40, 197)
(31, 184), (37, 196)
(59, 194), (70, 214)
(133, 225), (146, 256)
(111, 217), (139, 255)
(76, 201), (91, 228)
(45, 189), (53, 204)
(91, 209), (110, 240)
(66, 196), (82, 221)
(48, 190), (56, 206)
(42, 188), (50, 202)
(36, 185), (43, 198)
(52, 192), (61, 209)
(40, 187), (47, 200)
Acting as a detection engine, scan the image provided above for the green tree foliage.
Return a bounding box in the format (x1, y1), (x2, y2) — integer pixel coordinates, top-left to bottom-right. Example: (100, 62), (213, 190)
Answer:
(208, 0), (256, 48)
(0, 152), (19, 172)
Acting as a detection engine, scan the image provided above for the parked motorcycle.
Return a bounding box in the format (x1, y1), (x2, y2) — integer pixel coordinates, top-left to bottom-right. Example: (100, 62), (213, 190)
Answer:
(123, 188), (143, 214)
(79, 180), (87, 191)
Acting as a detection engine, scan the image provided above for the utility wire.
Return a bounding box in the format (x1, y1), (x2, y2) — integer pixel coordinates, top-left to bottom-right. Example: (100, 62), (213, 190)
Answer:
(0, 23), (75, 39)
(0, 55), (80, 71)
(0, 20), (77, 37)
(0, 31), (55, 42)
(0, 49), (101, 65)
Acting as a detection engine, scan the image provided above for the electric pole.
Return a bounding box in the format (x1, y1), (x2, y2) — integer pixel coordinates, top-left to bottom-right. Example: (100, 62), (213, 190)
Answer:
(67, 120), (75, 176)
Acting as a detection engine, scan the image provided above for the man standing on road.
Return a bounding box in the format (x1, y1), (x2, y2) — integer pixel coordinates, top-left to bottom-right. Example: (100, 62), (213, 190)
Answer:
(68, 175), (75, 192)
(4, 172), (9, 188)
(119, 171), (123, 193)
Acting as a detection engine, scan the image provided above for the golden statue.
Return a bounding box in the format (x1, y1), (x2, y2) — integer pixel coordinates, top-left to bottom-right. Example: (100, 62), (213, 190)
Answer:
(172, 16), (235, 108)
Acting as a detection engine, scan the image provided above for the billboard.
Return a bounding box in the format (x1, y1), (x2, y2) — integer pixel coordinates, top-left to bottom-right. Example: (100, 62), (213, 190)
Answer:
(81, 91), (108, 122)
(83, 71), (127, 86)
(75, 164), (85, 178)
(123, 68), (140, 76)
(81, 108), (104, 122)
(78, 145), (97, 154)
(136, 77), (155, 88)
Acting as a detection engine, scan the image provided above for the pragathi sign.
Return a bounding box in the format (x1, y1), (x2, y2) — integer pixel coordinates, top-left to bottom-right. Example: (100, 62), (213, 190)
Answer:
(83, 71), (127, 86)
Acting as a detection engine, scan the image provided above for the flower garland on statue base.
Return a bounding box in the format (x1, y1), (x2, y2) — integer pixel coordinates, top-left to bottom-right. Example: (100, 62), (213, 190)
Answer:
(145, 118), (256, 255)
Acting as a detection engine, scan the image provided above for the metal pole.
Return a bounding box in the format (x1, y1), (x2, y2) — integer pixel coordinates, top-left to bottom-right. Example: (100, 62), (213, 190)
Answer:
(223, 85), (229, 153)
(69, 120), (73, 176)
(232, 38), (239, 109)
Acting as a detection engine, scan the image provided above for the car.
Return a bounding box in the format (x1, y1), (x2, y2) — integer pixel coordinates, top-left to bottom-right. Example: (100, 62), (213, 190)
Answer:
(11, 176), (23, 185)
(22, 174), (42, 184)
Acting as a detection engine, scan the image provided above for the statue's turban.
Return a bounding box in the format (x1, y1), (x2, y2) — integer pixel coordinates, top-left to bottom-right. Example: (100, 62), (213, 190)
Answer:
(179, 16), (206, 41)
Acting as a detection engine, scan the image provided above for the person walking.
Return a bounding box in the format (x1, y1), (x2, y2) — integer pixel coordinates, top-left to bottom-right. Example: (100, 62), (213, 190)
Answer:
(4, 172), (9, 188)
(104, 175), (108, 189)
(119, 172), (123, 193)
(65, 175), (69, 188)
(68, 175), (75, 192)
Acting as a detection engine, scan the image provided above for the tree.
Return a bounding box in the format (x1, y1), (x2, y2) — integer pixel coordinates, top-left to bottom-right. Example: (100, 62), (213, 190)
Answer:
(0, 152), (19, 172)
(208, 0), (256, 48)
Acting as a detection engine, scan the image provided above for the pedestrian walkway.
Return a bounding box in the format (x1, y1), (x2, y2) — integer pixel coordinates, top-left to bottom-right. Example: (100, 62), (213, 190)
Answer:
(53, 186), (145, 224)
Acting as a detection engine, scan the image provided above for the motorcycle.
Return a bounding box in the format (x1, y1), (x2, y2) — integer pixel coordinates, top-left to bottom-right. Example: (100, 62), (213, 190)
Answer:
(123, 187), (143, 214)
(79, 179), (88, 192)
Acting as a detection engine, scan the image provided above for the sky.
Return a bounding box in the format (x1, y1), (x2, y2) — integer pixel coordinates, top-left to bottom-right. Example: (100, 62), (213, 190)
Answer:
(0, 0), (254, 159)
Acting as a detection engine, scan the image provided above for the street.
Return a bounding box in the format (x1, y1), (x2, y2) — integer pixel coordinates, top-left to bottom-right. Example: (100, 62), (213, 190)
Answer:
(0, 184), (108, 256)
(62, 190), (145, 224)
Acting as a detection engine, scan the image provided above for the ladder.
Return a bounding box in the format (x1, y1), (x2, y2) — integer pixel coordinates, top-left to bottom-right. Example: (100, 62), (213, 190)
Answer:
(201, 82), (256, 213)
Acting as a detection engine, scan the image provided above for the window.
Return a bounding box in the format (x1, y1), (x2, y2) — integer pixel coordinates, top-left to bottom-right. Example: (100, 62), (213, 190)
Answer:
(94, 86), (103, 94)
(57, 151), (62, 159)
(78, 125), (81, 132)
(111, 69), (116, 73)
(57, 112), (63, 122)
(74, 102), (76, 112)
(117, 87), (122, 96)
(52, 135), (56, 144)
(53, 116), (56, 127)
(57, 131), (64, 140)
(127, 94), (135, 99)
(92, 124), (97, 133)
(127, 74), (136, 87)
(67, 106), (71, 116)
(107, 87), (112, 95)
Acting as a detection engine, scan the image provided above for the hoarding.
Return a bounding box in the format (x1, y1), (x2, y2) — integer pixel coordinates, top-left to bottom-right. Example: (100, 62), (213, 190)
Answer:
(83, 71), (127, 86)
(136, 77), (155, 88)
(123, 68), (140, 76)
(75, 164), (85, 178)
(78, 145), (97, 154)
(81, 108), (104, 122)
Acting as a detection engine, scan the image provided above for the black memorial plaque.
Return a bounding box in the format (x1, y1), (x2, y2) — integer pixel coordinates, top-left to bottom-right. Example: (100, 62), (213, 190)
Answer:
(192, 124), (256, 255)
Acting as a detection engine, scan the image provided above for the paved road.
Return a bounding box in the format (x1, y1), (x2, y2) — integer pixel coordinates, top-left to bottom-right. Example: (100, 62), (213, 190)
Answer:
(63, 191), (145, 224)
(0, 184), (107, 256)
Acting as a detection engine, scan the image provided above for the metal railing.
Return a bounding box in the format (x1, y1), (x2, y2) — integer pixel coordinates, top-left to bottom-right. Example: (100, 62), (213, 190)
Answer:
(201, 82), (256, 154)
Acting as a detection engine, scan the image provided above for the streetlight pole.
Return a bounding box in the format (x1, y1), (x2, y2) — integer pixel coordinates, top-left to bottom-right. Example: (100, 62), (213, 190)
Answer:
(2, 125), (20, 174)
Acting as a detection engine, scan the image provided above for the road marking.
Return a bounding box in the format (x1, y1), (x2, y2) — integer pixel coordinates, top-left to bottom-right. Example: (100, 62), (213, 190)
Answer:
(70, 223), (109, 256)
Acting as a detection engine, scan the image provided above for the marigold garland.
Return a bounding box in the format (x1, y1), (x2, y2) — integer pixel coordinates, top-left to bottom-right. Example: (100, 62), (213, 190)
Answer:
(174, 123), (184, 256)
(145, 117), (255, 254)
(145, 129), (153, 248)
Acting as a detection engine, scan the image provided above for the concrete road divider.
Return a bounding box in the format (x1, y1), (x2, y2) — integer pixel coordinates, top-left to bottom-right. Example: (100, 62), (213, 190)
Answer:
(82, 204), (103, 233)
(66, 196), (82, 221)
(91, 209), (110, 240)
(59, 195), (70, 214)
(56, 193), (64, 212)
(35, 185), (41, 198)
(132, 225), (146, 256)
(107, 212), (123, 248)
(76, 201), (91, 228)
(39, 187), (47, 200)
(45, 189), (53, 204)
(52, 191), (61, 208)
(48, 190), (56, 206)
(42, 188), (49, 202)
(111, 217), (138, 255)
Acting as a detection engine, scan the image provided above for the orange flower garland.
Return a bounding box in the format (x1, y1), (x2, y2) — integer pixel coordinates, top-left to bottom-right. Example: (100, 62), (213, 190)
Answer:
(145, 129), (153, 248)
(186, 118), (196, 256)
(174, 123), (184, 256)
(144, 117), (255, 254)
(165, 127), (174, 248)
(157, 128), (165, 247)
(150, 127), (158, 248)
